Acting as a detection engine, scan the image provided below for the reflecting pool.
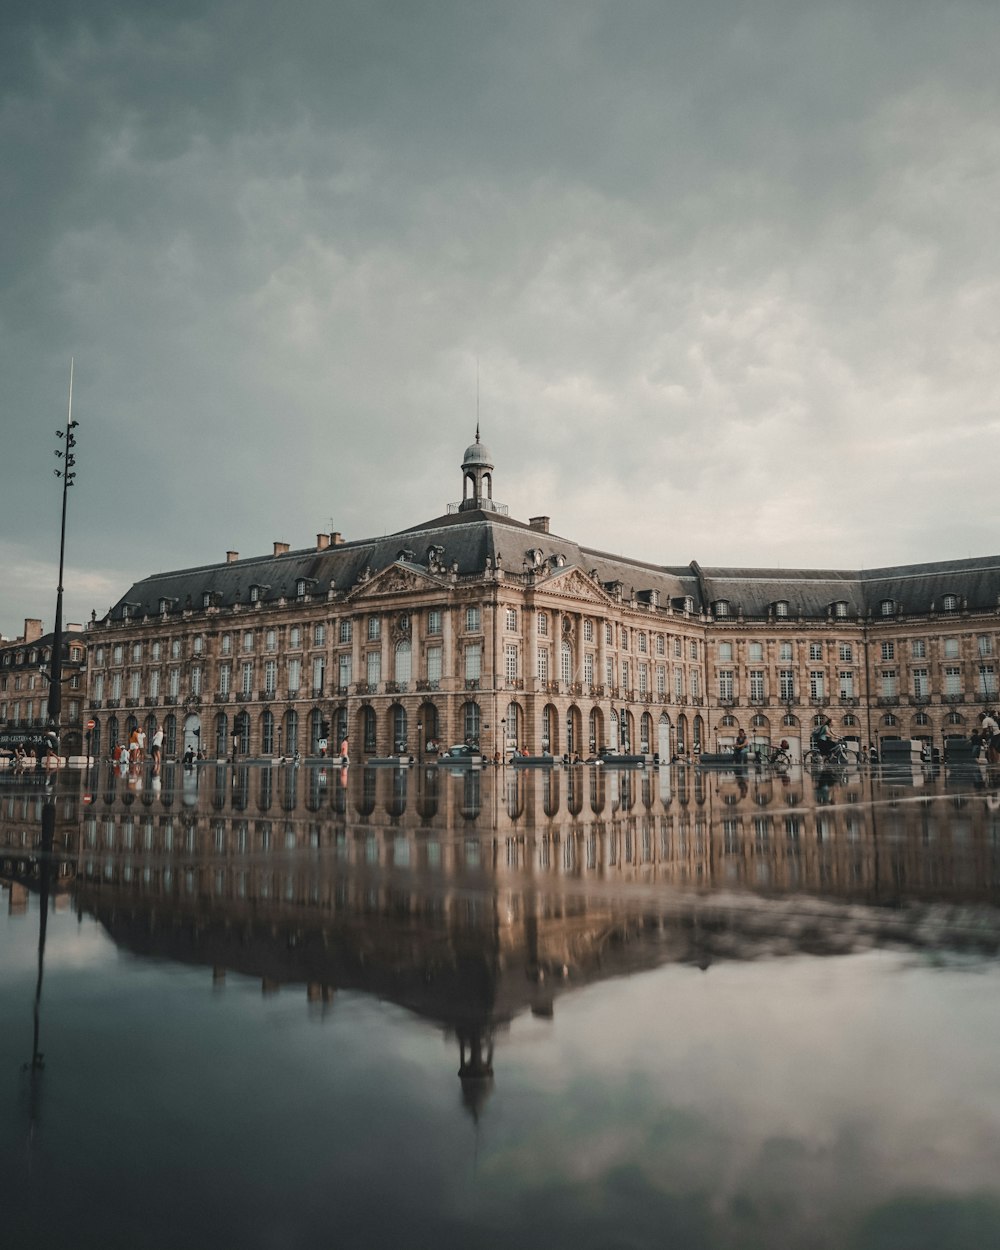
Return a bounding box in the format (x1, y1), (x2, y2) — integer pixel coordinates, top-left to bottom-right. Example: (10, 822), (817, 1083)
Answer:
(3, 759), (1000, 1249)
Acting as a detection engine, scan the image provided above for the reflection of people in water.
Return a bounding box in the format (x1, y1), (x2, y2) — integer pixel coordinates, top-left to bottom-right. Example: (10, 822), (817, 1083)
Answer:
(816, 768), (836, 803)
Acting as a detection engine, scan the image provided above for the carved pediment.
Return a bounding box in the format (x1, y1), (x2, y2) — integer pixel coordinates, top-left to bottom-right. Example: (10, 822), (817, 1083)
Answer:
(533, 567), (614, 605)
(346, 562), (442, 600)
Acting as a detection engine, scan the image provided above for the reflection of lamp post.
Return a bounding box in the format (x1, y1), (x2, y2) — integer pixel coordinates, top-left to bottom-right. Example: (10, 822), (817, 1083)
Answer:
(500, 717), (506, 766)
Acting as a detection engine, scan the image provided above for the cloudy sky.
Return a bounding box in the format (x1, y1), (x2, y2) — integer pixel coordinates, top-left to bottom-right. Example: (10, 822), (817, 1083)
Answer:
(3, 0), (999, 639)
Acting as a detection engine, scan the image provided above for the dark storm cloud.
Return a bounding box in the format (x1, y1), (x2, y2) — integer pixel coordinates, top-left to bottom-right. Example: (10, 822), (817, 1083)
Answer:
(2, 0), (999, 634)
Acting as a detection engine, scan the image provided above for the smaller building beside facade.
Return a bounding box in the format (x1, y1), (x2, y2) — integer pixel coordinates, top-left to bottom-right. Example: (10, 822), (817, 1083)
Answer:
(82, 437), (1000, 764)
(0, 617), (88, 756)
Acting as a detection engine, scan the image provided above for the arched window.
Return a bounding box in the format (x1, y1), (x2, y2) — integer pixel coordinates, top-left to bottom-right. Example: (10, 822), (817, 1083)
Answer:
(463, 701), (481, 746)
(215, 712), (228, 757)
(363, 705), (377, 753)
(392, 705), (407, 752)
(163, 714), (177, 755)
(774, 601), (789, 618)
(395, 640), (412, 684)
(234, 711), (250, 753)
(310, 708), (324, 754)
(284, 709), (299, 754)
(505, 701), (520, 749)
(261, 710), (275, 754)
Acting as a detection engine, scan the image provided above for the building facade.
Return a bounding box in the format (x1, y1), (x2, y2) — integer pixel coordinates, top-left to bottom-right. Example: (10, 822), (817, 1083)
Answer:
(0, 618), (87, 756)
(84, 436), (1000, 763)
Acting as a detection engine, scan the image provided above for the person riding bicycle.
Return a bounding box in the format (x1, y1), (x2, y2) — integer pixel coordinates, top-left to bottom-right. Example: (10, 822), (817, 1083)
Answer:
(811, 716), (839, 759)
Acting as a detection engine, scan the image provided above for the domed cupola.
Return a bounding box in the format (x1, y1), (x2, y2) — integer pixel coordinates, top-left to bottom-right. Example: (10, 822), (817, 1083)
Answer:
(458, 426), (498, 513)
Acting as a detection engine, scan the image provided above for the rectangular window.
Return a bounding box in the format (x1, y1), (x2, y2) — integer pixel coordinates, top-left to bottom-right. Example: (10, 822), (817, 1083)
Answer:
(638, 633), (647, 654)
(113, 644), (123, 665)
(313, 624), (326, 646)
(839, 643), (853, 662)
(150, 642), (160, 662)
(880, 641), (895, 661)
(809, 642), (823, 661)
(367, 616), (380, 641)
(606, 623), (614, 646)
(979, 665), (998, 696)
(978, 636), (993, 657)
(466, 607), (480, 632)
(538, 649), (550, 682)
(131, 642), (142, 662)
(287, 658), (301, 692)
(190, 666), (202, 696)
(718, 642), (733, 661)
(912, 668), (929, 698)
(129, 671), (141, 699)
(465, 644), (481, 681)
(426, 646), (442, 684)
(426, 610), (442, 635)
(881, 670), (897, 697)
(638, 664), (648, 695)
(779, 670), (794, 700)
(366, 652), (381, 686)
(944, 666), (962, 695)
(241, 663), (253, 695)
(809, 670), (825, 699)
(289, 627), (301, 649)
(219, 664), (231, 696)
(690, 641), (698, 660)
(339, 619), (353, 644)
(264, 660), (277, 694)
(168, 669), (180, 697)
(719, 670), (734, 700)
(148, 670), (159, 698)
(748, 642), (763, 662)
(780, 642), (793, 661)
(674, 668), (684, 698)
(93, 673), (105, 701)
(338, 655), (352, 689)
(242, 631), (254, 652)
(750, 671), (764, 701)
(560, 645), (572, 684)
(621, 629), (629, 651)
(505, 608), (517, 631)
(585, 653), (595, 685)
(312, 657), (325, 691)
(585, 620), (594, 642)
(221, 634), (232, 656)
(621, 660), (630, 692)
(192, 636), (203, 655)
(673, 637), (681, 658)
(656, 664), (665, 695)
(911, 639), (926, 658)
(606, 657), (614, 688)
(170, 639), (181, 659)
(839, 670), (854, 698)
(505, 644), (518, 683)
(691, 669), (700, 697)
(944, 638), (959, 659)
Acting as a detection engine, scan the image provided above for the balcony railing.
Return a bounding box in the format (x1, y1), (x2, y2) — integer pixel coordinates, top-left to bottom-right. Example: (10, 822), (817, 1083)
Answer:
(236, 691), (252, 702)
(465, 678), (481, 691)
(944, 692), (966, 703)
(386, 681), (409, 694)
(144, 696), (159, 707)
(106, 697), (121, 708)
(416, 679), (441, 692)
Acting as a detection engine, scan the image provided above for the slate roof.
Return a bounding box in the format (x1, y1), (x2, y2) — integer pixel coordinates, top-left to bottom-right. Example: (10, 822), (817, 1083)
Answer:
(105, 510), (1000, 623)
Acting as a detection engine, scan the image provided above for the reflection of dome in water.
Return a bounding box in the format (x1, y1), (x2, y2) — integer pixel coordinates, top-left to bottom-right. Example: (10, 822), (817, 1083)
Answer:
(457, 1027), (495, 1122)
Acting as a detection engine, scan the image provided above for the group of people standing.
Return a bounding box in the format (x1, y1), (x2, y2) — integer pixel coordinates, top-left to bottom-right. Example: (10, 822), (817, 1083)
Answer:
(111, 723), (164, 774)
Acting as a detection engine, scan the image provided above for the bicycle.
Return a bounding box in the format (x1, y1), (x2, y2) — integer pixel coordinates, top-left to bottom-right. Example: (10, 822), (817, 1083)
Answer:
(754, 743), (791, 772)
(803, 740), (858, 767)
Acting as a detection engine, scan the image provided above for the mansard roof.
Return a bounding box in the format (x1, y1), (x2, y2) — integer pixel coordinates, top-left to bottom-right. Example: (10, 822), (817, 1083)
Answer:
(104, 510), (1000, 625)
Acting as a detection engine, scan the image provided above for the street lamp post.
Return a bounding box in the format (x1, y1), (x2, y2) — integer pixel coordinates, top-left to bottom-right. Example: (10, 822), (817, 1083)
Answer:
(46, 362), (79, 761)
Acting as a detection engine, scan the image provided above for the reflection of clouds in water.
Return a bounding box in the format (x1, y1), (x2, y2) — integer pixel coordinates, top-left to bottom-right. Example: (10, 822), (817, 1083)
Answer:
(0, 901), (116, 981)
(482, 951), (1000, 1239)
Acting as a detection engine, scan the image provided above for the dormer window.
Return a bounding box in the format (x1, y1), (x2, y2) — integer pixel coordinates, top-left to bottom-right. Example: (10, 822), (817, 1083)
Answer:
(880, 599), (895, 617)
(159, 598), (170, 615)
(833, 601), (848, 618)
(202, 591), (212, 609)
(713, 600), (731, 618)
(250, 585), (260, 603)
(942, 593), (958, 612)
(295, 579), (307, 598)
(774, 601), (788, 618)
(684, 596), (694, 614)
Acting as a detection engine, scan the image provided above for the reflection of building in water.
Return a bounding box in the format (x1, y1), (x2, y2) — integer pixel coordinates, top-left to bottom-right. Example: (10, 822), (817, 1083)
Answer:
(82, 438), (1000, 769)
(6, 763), (999, 1108)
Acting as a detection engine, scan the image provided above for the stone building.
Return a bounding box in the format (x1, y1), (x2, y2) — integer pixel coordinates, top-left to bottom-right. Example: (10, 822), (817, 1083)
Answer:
(0, 618), (87, 756)
(84, 434), (1000, 763)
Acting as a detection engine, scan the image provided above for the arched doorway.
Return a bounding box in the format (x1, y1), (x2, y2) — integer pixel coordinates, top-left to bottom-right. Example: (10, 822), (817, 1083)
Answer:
(566, 705), (582, 757)
(183, 712), (201, 755)
(658, 713), (671, 761)
(542, 703), (558, 754)
(390, 703), (407, 753)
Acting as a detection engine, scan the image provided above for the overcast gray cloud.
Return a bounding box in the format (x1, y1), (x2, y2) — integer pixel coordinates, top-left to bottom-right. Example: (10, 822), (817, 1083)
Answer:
(2, 0), (999, 637)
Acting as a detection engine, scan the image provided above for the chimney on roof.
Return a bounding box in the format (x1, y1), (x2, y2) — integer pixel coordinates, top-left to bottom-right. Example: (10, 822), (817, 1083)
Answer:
(316, 533), (330, 550)
(66, 623), (83, 633)
(529, 516), (550, 533)
(331, 531), (344, 546)
(23, 618), (44, 643)
(226, 550), (239, 563)
(273, 541), (290, 556)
